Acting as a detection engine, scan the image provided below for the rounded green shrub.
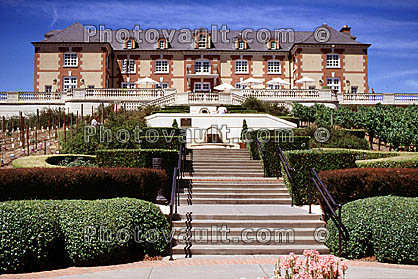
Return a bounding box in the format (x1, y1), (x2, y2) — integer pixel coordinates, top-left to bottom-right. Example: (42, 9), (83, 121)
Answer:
(59, 198), (169, 266)
(0, 198), (170, 273)
(326, 196), (418, 264)
(0, 201), (64, 273)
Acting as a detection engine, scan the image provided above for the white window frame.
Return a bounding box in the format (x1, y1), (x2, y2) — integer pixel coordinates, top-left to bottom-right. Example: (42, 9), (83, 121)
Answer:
(235, 59), (248, 74)
(326, 54), (340, 68)
(194, 59), (210, 73)
(155, 59), (169, 73)
(351, 86), (358, 94)
(270, 41), (277, 49)
(267, 60), (281, 74)
(159, 40), (165, 49)
(121, 82), (136, 89)
(327, 78), (340, 93)
(121, 59), (136, 74)
(63, 53), (78, 67)
(268, 84), (280, 89)
(194, 82), (211, 92)
(198, 34), (207, 48)
(238, 41), (245, 49)
(63, 76), (77, 91)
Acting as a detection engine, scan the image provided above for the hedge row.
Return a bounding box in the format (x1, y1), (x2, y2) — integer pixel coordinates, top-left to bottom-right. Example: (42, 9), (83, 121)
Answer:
(60, 126), (182, 155)
(0, 198), (170, 273)
(96, 149), (178, 196)
(246, 129), (309, 161)
(356, 153), (418, 168)
(282, 149), (411, 205)
(283, 149), (358, 205)
(139, 135), (184, 150)
(0, 167), (167, 202)
(293, 127), (369, 150)
(326, 196), (418, 264)
(319, 168), (418, 205)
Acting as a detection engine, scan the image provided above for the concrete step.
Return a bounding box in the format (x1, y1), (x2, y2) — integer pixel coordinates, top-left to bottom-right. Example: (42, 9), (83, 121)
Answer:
(180, 198), (291, 205)
(192, 188), (288, 193)
(191, 172), (265, 177)
(176, 236), (320, 246)
(173, 227), (320, 237)
(191, 183), (285, 189)
(193, 168), (264, 173)
(178, 214), (321, 221)
(172, 244), (329, 255)
(173, 219), (323, 228)
(180, 193), (290, 199)
(193, 165), (264, 170)
(192, 161), (261, 165)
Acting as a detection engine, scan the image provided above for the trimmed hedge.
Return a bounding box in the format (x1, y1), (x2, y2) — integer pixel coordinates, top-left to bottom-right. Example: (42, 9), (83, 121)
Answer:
(293, 127), (369, 150)
(96, 149), (178, 196)
(319, 168), (418, 205)
(0, 167), (167, 202)
(283, 149), (358, 205)
(0, 198), (170, 273)
(356, 153), (418, 168)
(326, 196), (418, 264)
(246, 129), (309, 161)
(139, 135), (183, 150)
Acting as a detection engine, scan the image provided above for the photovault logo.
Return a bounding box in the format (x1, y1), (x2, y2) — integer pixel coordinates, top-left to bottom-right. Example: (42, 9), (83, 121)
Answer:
(313, 26), (331, 43)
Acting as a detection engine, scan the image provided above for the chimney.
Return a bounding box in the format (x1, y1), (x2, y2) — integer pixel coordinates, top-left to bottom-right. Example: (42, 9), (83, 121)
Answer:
(339, 25), (356, 40)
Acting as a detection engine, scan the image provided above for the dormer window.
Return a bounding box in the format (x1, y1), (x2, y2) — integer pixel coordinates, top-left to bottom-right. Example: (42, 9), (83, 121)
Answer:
(124, 38), (137, 49)
(235, 39), (247, 50)
(198, 34), (207, 48)
(194, 30), (211, 49)
(268, 40), (279, 50)
(157, 38), (168, 49)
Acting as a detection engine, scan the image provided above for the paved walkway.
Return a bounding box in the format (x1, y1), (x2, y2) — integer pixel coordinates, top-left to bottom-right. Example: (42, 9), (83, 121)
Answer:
(1, 256), (417, 279)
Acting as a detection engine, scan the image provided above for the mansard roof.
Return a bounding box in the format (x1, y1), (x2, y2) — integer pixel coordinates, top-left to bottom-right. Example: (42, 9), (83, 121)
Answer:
(34, 22), (370, 51)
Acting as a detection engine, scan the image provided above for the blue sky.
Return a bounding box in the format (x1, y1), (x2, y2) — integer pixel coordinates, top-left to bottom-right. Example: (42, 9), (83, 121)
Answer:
(0, 0), (417, 92)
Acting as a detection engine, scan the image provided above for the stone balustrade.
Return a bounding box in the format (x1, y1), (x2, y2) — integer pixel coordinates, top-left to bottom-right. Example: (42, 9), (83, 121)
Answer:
(0, 88), (416, 117)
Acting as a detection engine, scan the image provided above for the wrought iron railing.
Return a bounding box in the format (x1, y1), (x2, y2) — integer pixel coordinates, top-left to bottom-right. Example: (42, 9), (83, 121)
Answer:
(277, 146), (295, 207)
(168, 141), (192, 260)
(311, 168), (349, 256)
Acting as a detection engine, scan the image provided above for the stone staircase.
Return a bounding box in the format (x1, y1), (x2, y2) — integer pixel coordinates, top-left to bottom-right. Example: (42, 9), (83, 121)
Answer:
(173, 148), (329, 255)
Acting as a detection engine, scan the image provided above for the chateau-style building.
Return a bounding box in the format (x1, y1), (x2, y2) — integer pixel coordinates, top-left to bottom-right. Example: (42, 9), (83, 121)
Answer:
(33, 23), (370, 94)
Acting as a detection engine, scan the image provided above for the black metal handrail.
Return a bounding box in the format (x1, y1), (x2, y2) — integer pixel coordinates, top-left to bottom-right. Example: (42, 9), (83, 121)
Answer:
(168, 141), (186, 260)
(311, 168), (349, 256)
(277, 145), (295, 207)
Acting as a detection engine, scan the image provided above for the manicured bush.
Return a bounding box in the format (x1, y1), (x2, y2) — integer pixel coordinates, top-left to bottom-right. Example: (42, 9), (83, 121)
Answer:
(319, 168), (418, 205)
(259, 136), (310, 177)
(294, 127), (369, 150)
(96, 149), (178, 196)
(326, 196), (418, 264)
(283, 149), (358, 205)
(246, 129), (309, 161)
(60, 124), (181, 155)
(59, 198), (169, 266)
(0, 167), (167, 202)
(356, 153), (418, 168)
(0, 198), (170, 273)
(139, 135), (183, 150)
(0, 200), (63, 273)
